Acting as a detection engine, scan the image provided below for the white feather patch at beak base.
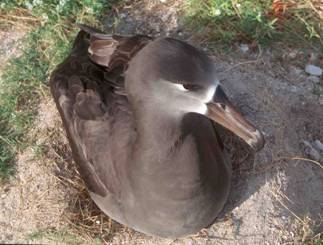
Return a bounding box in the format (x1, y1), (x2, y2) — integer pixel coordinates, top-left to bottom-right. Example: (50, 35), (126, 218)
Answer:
(202, 83), (217, 103)
(171, 81), (220, 115)
(173, 84), (189, 92)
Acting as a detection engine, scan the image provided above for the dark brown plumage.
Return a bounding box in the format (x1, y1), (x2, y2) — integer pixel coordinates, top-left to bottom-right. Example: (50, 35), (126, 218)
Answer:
(50, 26), (264, 238)
(78, 24), (152, 71)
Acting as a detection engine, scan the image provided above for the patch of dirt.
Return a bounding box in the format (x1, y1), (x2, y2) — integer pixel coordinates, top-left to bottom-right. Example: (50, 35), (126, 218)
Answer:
(0, 149), (67, 243)
(0, 1), (322, 244)
(0, 97), (70, 243)
(0, 28), (26, 73)
(105, 0), (183, 36)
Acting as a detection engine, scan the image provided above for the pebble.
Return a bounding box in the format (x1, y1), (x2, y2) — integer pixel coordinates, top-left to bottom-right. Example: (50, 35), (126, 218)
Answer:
(314, 140), (323, 152)
(119, 13), (127, 18)
(288, 50), (297, 59)
(305, 64), (322, 76)
(290, 85), (298, 93)
(310, 148), (322, 161)
(303, 140), (321, 161)
(239, 44), (249, 53)
(319, 96), (323, 105)
(307, 75), (320, 84)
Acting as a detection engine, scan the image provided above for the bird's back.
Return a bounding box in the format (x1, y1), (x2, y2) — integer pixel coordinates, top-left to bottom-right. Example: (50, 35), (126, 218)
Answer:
(50, 31), (136, 201)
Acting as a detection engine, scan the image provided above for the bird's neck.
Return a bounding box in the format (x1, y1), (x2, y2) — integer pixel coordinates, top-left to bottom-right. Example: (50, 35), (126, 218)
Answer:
(133, 105), (184, 162)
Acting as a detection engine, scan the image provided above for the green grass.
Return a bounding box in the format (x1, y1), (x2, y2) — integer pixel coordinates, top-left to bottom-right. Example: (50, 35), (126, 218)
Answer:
(26, 228), (83, 244)
(0, 0), (115, 180)
(184, 0), (322, 48)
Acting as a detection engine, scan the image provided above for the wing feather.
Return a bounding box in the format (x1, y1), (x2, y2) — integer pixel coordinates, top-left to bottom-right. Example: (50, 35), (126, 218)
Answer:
(50, 31), (117, 196)
(50, 27), (149, 197)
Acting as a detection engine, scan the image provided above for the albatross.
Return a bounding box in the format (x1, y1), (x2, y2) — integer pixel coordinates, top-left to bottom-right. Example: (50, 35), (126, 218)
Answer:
(50, 25), (264, 238)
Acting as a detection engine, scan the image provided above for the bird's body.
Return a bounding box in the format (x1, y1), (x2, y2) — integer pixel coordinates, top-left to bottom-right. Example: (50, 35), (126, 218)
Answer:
(50, 27), (263, 237)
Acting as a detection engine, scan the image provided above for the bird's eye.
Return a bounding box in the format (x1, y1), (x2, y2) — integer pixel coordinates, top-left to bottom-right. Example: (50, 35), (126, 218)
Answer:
(183, 84), (202, 91)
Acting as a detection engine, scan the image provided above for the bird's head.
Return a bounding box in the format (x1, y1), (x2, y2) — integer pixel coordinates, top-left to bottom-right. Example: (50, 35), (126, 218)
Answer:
(126, 38), (265, 151)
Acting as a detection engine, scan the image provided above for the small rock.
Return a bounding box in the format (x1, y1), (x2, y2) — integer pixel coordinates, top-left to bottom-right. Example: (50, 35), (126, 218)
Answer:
(319, 96), (323, 105)
(160, 0), (167, 2)
(282, 235), (288, 240)
(307, 75), (320, 84)
(288, 50), (297, 59)
(305, 64), (322, 76)
(239, 44), (249, 53)
(304, 141), (321, 161)
(303, 140), (321, 161)
(119, 13), (127, 18)
(309, 148), (321, 161)
(314, 140), (323, 152)
(290, 85), (298, 93)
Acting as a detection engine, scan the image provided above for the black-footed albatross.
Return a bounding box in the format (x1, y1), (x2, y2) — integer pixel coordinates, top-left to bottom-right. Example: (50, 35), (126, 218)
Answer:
(50, 26), (264, 238)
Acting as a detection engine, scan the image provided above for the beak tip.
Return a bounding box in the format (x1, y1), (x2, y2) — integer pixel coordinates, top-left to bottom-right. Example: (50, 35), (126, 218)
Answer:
(207, 85), (265, 151)
(248, 130), (265, 151)
(88, 46), (93, 55)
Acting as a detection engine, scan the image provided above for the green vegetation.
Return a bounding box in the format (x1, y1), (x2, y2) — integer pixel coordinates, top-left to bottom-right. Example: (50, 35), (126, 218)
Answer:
(185, 0), (322, 47)
(0, 0), (113, 180)
(26, 228), (83, 244)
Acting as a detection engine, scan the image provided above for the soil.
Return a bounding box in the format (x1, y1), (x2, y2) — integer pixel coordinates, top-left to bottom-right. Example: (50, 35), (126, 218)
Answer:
(0, 28), (25, 73)
(0, 1), (322, 244)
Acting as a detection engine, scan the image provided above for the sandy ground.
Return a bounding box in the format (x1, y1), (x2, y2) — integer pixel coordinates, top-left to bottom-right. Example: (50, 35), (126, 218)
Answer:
(0, 1), (322, 244)
(0, 28), (25, 73)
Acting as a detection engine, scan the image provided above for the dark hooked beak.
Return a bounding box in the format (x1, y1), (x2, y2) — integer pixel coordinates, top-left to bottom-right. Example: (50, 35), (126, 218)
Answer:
(206, 85), (265, 151)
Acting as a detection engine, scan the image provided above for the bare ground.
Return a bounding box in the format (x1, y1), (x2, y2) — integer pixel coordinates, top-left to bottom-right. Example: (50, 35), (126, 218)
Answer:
(0, 1), (322, 244)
